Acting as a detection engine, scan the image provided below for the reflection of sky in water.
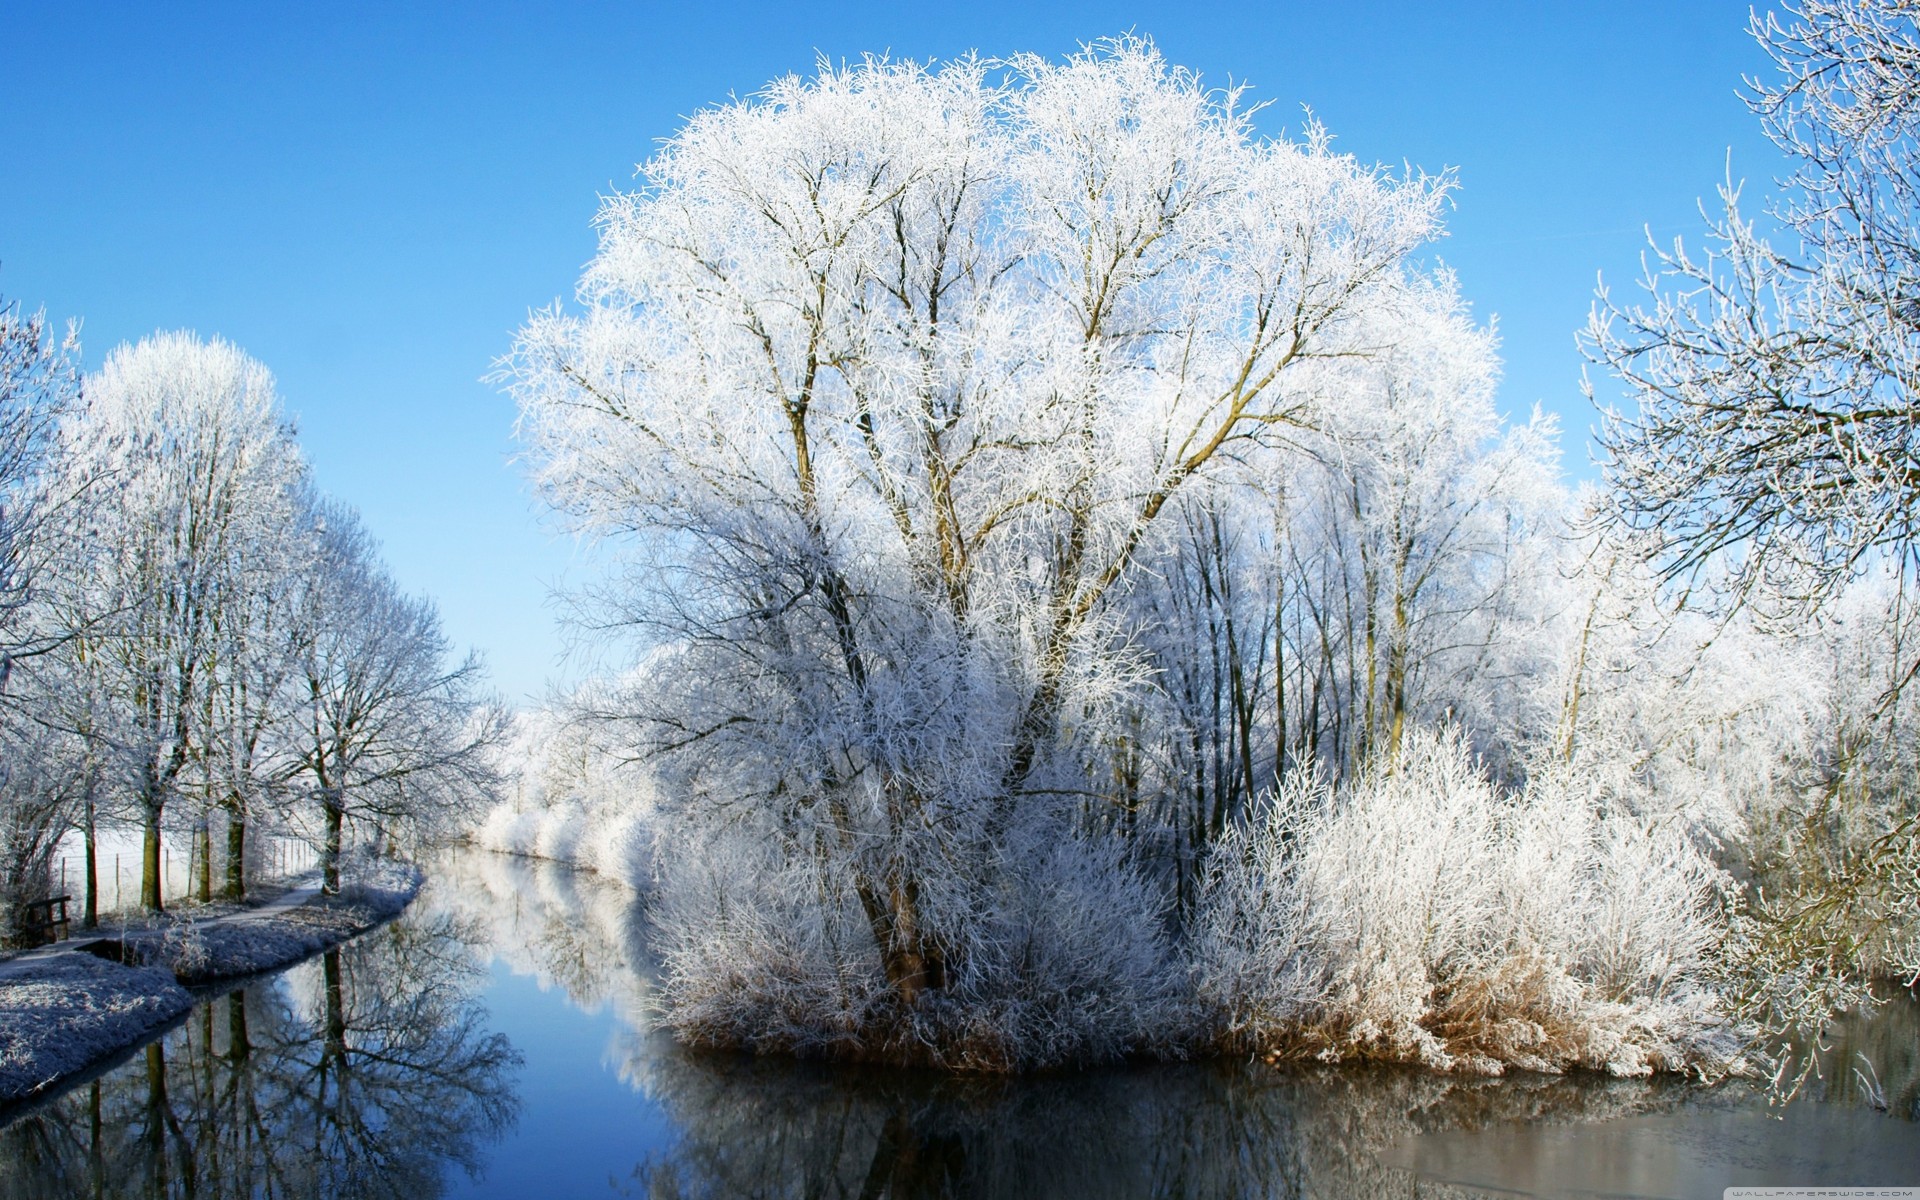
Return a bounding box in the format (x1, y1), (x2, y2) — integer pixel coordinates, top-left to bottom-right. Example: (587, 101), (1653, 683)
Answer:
(440, 963), (677, 1199)
(3, 846), (1913, 1200)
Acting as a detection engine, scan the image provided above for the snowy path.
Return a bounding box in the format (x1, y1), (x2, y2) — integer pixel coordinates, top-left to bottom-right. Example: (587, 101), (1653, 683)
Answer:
(0, 874), (323, 984)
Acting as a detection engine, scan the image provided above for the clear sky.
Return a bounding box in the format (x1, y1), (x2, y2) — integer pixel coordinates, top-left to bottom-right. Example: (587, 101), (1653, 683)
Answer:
(1, 1), (1783, 704)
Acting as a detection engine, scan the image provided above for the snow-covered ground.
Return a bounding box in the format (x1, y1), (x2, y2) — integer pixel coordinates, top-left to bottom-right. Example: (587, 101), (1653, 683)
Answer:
(0, 858), (424, 1105)
(0, 953), (190, 1104)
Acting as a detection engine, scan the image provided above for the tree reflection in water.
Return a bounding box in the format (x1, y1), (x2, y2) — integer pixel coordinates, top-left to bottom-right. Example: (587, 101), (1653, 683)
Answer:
(11, 849), (1901, 1200)
(1802, 982), (1920, 1119)
(0, 911), (519, 1200)
(615, 1051), (1698, 1200)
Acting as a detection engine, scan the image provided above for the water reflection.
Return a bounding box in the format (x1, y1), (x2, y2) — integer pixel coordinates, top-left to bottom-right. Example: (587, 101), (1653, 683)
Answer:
(430, 847), (656, 1020)
(614, 1052), (1701, 1200)
(1806, 981), (1920, 1119)
(0, 910), (519, 1199)
(3, 848), (1912, 1200)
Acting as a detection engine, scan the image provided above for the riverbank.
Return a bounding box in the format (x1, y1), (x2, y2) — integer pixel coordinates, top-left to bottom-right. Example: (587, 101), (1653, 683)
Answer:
(0, 858), (423, 1105)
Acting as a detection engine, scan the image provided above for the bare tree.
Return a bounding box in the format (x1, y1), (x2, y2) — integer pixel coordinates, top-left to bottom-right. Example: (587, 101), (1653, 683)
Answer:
(292, 502), (503, 895)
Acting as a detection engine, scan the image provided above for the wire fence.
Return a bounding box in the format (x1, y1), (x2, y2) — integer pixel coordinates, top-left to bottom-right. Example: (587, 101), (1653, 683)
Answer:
(54, 837), (320, 916)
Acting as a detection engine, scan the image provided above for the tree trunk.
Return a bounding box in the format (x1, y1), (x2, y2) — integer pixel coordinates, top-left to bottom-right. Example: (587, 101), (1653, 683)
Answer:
(222, 795), (246, 901)
(1274, 577), (1288, 788)
(144, 1043), (169, 1192)
(82, 786), (98, 929)
(853, 878), (943, 1008)
(193, 817), (211, 903)
(227, 989), (250, 1061)
(322, 948), (348, 1069)
(140, 801), (164, 914)
(88, 1081), (103, 1200)
(321, 788), (343, 895)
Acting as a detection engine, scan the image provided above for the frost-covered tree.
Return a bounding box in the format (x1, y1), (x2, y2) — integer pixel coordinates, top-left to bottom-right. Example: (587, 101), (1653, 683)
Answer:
(192, 476), (315, 901)
(0, 295), (81, 679)
(1109, 286), (1563, 912)
(471, 700), (661, 888)
(1588, 0), (1920, 1043)
(63, 332), (306, 913)
(1590, 0), (1920, 655)
(0, 294), (85, 930)
(1264, 282), (1563, 779)
(291, 501), (503, 895)
(507, 39), (1475, 1062)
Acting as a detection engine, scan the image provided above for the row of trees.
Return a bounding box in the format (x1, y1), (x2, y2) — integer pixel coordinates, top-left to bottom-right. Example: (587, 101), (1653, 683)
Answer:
(499, 9), (1918, 1073)
(0, 317), (499, 931)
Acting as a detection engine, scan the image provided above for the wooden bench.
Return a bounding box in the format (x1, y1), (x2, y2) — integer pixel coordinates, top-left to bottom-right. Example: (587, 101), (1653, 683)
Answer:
(18, 895), (71, 947)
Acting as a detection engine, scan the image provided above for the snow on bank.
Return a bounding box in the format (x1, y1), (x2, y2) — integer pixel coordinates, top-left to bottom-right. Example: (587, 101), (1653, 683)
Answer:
(469, 709), (658, 888)
(120, 859), (424, 985)
(0, 858), (424, 1104)
(0, 955), (191, 1103)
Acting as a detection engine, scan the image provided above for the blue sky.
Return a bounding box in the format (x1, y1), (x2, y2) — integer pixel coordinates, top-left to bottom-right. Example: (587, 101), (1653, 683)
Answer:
(1, 2), (1782, 703)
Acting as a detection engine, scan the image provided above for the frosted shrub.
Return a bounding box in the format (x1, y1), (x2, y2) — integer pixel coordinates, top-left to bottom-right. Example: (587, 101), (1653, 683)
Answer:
(159, 917), (212, 977)
(474, 804), (540, 857)
(531, 801), (585, 864)
(1192, 729), (1743, 1076)
(653, 807), (1177, 1071)
(576, 810), (656, 890)
(958, 812), (1182, 1065)
(471, 707), (661, 886)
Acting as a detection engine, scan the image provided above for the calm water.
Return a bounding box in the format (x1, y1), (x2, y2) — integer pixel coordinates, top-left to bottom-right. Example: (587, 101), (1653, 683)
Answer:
(2, 847), (1914, 1199)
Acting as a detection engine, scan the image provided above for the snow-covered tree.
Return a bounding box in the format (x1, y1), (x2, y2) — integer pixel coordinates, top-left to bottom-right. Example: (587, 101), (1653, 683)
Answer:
(0, 294), (81, 680)
(1590, 0), (1920, 658)
(291, 501), (503, 895)
(192, 476), (315, 900)
(0, 294), (85, 930)
(506, 38), (1484, 1062)
(1117, 283), (1564, 911)
(1172, 280), (1565, 791)
(58, 332), (305, 913)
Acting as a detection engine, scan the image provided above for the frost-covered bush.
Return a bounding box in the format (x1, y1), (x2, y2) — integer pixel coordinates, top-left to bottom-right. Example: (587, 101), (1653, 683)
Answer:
(159, 916), (212, 977)
(470, 708), (659, 889)
(653, 805), (1178, 1071)
(1192, 729), (1743, 1076)
(1549, 557), (1920, 1074)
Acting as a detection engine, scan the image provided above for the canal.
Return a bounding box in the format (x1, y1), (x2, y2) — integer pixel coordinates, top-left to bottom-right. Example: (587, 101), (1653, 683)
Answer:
(3, 846), (1913, 1198)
